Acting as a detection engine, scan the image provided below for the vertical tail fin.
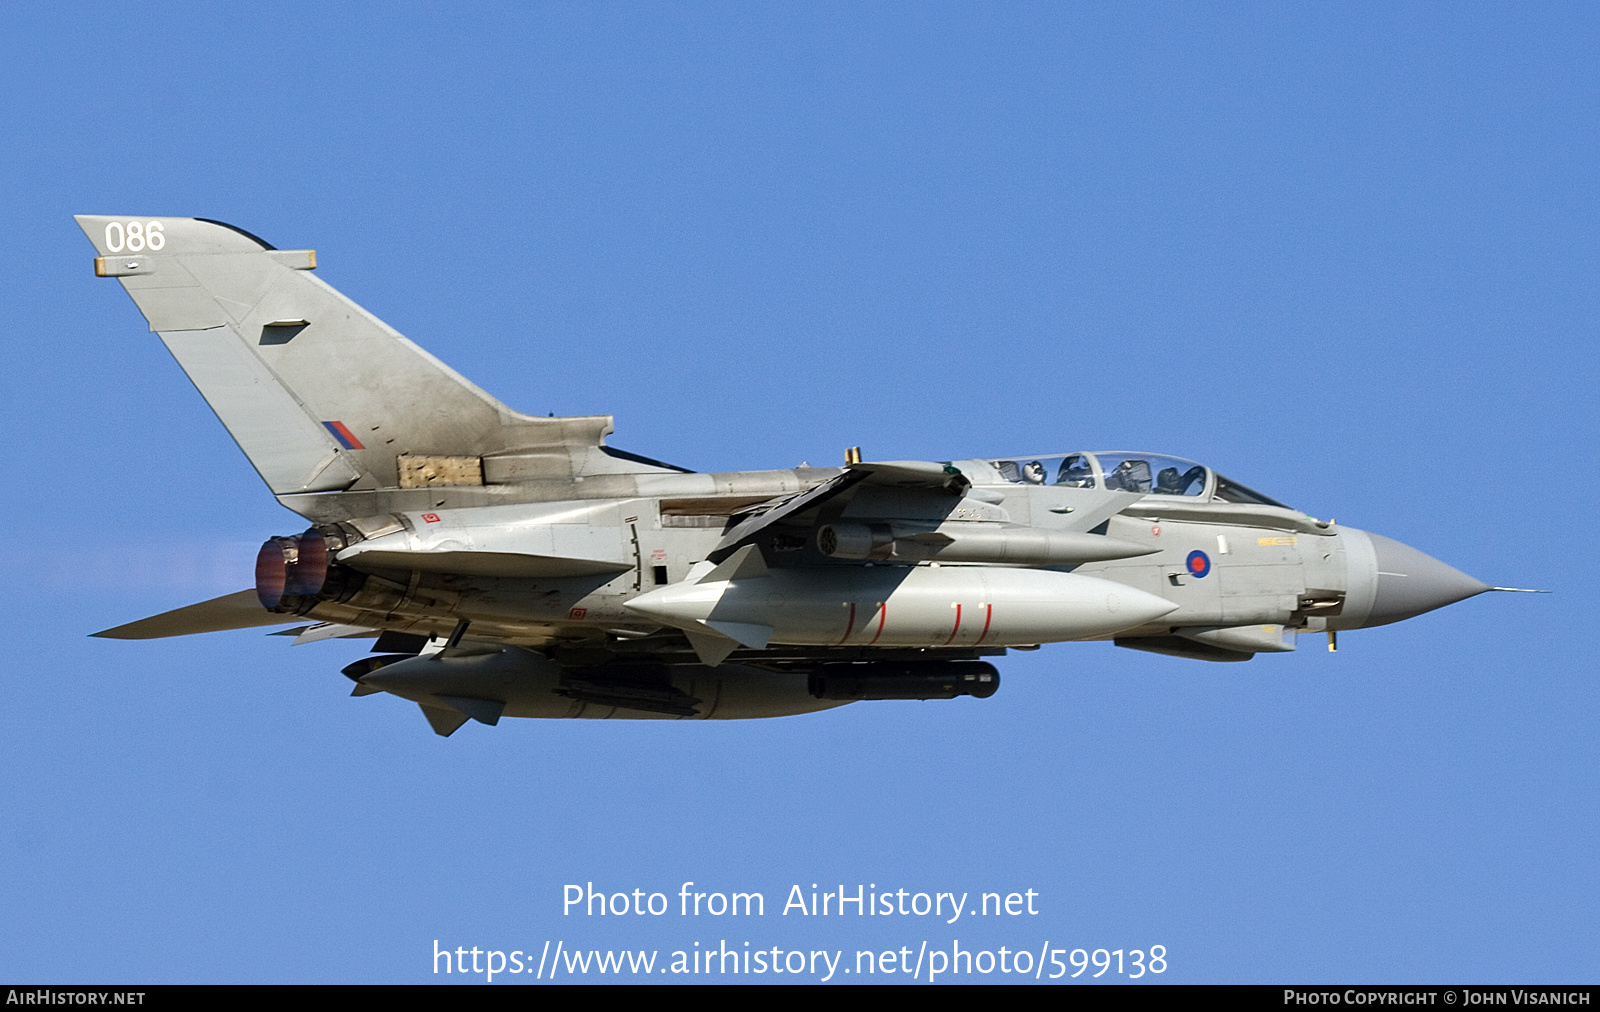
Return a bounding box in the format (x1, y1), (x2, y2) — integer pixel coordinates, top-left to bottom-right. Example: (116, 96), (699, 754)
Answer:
(76, 215), (612, 497)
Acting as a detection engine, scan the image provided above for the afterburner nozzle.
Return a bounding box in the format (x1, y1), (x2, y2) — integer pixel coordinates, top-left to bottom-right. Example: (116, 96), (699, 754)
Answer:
(255, 529), (330, 610)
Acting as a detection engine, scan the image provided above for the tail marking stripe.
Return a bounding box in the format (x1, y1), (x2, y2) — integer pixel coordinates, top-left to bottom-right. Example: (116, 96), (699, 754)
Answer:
(322, 421), (365, 450)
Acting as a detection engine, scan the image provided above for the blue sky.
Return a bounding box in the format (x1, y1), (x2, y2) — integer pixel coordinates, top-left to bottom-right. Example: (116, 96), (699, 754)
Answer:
(0, 2), (1594, 983)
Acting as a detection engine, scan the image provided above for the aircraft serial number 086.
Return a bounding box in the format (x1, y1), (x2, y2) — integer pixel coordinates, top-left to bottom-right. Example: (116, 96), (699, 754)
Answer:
(103, 220), (165, 252)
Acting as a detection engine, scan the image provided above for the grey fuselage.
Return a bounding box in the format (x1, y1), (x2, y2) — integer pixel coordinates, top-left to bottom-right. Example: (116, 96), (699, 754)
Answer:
(275, 453), (1485, 722)
(75, 215), (1497, 731)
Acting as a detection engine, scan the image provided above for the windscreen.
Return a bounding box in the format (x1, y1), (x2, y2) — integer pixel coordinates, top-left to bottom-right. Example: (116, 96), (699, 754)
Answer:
(1213, 474), (1292, 509)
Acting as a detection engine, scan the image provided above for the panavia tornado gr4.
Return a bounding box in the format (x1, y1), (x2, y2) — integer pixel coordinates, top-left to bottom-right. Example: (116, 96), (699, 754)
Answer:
(79, 215), (1540, 736)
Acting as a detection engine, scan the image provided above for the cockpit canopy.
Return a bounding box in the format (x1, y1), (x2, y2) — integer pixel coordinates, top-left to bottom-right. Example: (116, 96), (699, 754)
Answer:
(981, 451), (1291, 508)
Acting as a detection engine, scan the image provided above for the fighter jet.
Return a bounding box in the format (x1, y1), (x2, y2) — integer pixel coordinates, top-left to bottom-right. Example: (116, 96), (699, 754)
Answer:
(77, 216), (1540, 735)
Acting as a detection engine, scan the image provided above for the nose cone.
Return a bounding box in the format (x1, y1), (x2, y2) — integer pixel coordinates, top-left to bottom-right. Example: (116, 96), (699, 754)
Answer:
(1362, 532), (1490, 627)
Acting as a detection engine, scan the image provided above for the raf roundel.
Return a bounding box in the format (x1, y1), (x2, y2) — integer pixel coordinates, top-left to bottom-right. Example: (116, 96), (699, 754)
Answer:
(1186, 550), (1211, 578)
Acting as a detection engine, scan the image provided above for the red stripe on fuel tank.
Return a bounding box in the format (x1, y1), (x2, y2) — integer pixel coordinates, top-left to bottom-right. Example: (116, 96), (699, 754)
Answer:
(944, 603), (963, 645)
(974, 603), (994, 645)
(868, 603), (887, 645)
(836, 602), (857, 645)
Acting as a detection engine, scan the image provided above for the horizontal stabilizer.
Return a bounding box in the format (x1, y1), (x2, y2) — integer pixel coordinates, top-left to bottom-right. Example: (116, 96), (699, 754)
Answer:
(92, 589), (293, 640)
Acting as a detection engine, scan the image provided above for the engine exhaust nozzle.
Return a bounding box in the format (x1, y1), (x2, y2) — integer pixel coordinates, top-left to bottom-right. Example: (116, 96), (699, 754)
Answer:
(255, 529), (330, 610)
